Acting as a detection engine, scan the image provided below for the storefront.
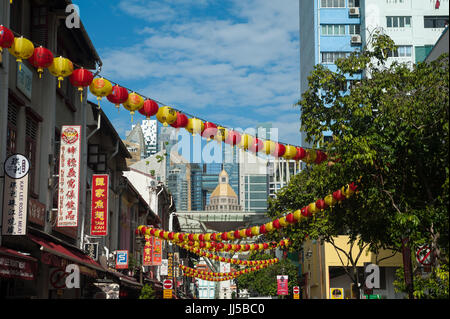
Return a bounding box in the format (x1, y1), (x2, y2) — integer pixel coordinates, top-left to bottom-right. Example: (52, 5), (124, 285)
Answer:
(0, 247), (38, 299)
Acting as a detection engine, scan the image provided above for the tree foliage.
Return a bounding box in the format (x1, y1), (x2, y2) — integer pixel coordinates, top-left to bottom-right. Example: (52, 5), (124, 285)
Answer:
(236, 253), (298, 298)
(267, 31), (449, 298)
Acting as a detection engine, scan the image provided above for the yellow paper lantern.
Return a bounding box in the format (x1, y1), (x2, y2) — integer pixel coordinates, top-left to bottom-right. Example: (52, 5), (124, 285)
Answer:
(123, 92), (144, 122)
(156, 106), (177, 126)
(324, 194), (337, 207)
(204, 233), (212, 241)
(293, 209), (304, 221)
(308, 202), (319, 215)
(215, 126), (228, 143)
(265, 221), (274, 232)
(251, 226), (260, 236)
(227, 231), (235, 241)
(89, 77), (113, 107)
(48, 56), (74, 88)
(239, 229), (247, 238)
(278, 217), (289, 227)
(239, 134), (253, 150)
(283, 145), (297, 160)
(185, 118), (204, 135)
(263, 140), (276, 155)
(304, 149), (317, 164)
(8, 36), (34, 71)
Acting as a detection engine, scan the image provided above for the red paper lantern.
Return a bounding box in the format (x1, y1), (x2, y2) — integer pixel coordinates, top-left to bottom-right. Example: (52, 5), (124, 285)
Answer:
(198, 234), (205, 241)
(249, 138), (264, 153)
(188, 233), (194, 241)
(286, 213), (295, 223)
(170, 112), (188, 128)
(233, 229), (241, 239)
(244, 244), (250, 251)
(245, 228), (253, 237)
(178, 233), (185, 241)
(28, 46), (54, 78)
(259, 224), (267, 234)
(314, 150), (327, 164)
(225, 130), (241, 146)
(202, 122), (218, 140)
(107, 85), (129, 110)
(0, 25), (14, 53)
(168, 232), (174, 240)
(263, 243), (269, 250)
(69, 68), (94, 102)
(271, 143), (286, 157)
(273, 219), (281, 229)
(139, 99), (159, 119)
(333, 189), (346, 202)
(301, 206), (311, 218)
(221, 232), (228, 241)
(293, 147), (307, 161)
(315, 198), (328, 211)
(211, 233), (217, 241)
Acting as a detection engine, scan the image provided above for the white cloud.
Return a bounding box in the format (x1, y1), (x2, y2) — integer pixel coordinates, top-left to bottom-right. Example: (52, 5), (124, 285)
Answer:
(101, 0), (301, 144)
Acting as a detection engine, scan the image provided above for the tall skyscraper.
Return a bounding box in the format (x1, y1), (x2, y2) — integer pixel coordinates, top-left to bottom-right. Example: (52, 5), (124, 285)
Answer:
(141, 119), (158, 157)
(299, 0), (448, 147)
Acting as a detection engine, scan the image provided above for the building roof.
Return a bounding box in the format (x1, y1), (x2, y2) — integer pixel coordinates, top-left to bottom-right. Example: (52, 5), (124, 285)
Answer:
(210, 170), (238, 198)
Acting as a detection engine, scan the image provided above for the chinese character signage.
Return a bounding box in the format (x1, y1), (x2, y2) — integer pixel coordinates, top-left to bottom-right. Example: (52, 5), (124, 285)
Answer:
(2, 154), (30, 236)
(115, 250), (128, 269)
(143, 236), (162, 266)
(57, 126), (81, 227)
(90, 174), (109, 236)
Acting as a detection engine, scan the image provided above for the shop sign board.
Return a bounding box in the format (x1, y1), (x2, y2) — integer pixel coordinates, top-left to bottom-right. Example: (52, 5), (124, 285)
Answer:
(90, 174), (109, 236)
(57, 125), (81, 227)
(293, 286), (300, 299)
(2, 154), (30, 236)
(115, 250), (128, 269)
(277, 275), (288, 295)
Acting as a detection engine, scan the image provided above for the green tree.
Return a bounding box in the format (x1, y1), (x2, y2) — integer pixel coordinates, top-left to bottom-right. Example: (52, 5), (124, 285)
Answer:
(268, 31), (448, 298)
(139, 284), (156, 299)
(236, 253), (298, 298)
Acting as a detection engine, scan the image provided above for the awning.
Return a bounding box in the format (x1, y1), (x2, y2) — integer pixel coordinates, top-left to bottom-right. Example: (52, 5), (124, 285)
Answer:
(106, 269), (143, 289)
(0, 246), (38, 281)
(28, 234), (105, 277)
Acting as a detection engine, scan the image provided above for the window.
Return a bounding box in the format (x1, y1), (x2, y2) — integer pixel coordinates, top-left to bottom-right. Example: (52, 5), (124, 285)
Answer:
(321, 0), (345, 8)
(349, 24), (361, 35)
(386, 0), (404, 3)
(388, 45), (412, 57)
(386, 16), (411, 28)
(31, 6), (48, 47)
(348, 0), (360, 7)
(321, 52), (349, 64)
(424, 16), (449, 28)
(321, 24), (346, 36)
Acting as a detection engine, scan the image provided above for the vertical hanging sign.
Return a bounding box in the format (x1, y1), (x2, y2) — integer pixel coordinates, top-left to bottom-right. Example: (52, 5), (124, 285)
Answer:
(90, 174), (109, 236)
(2, 154), (30, 236)
(57, 125), (81, 227)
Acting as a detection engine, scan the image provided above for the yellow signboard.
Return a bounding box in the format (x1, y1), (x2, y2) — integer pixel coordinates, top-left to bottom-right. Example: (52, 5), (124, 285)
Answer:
(163, 289), (172, 299)
(294, 294), (300, 299)
(330, 288), (344, 299)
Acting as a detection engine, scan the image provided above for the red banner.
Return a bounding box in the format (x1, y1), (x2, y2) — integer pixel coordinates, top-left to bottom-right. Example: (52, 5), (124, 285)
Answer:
(90, 174), (109, 236)
(143, 236), (162, 266)
(277, 275), (289, 295)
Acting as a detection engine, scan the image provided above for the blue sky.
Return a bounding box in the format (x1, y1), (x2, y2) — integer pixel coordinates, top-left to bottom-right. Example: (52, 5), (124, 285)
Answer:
(73, 0), (302, 146)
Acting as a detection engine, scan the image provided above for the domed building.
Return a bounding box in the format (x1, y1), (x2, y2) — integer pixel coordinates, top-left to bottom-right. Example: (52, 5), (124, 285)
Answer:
(206, 170), (242, 211)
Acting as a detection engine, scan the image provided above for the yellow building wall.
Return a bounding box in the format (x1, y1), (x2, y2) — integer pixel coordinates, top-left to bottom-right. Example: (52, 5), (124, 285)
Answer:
(302, 236), (403, 299)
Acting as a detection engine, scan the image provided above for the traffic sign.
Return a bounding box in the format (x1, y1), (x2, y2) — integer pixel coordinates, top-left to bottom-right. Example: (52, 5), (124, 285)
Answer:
(416, 245), (432, 266)
(163, 289), (172, 299)
(293, 286), (300, 299)
(163, 279), (173, 289)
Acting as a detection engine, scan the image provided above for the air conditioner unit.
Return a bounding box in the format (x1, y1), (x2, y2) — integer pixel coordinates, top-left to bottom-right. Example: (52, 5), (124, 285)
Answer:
(351, 34), (362, 44)
(349, 7), (360, 17)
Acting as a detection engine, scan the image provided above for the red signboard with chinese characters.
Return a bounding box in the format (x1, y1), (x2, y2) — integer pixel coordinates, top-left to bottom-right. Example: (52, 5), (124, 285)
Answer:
(57, 126), (81, 227)
(143, 236), (162, 266)
(90, 174), (109, 236)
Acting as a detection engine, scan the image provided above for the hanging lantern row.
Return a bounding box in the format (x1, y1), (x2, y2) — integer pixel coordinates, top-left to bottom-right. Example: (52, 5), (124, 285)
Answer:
(180, 263), (272, 282)
(175, 238), (290, 254)
(136, 181), (359, 244)
(1, 26), (329, 160)
(180, 244), (281, 266)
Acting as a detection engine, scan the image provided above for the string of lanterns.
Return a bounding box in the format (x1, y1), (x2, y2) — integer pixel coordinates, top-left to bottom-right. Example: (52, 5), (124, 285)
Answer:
(180, 263), (272, 282)
(0, 25), (329, 163)
(136, 180), (359, 245)
(179, 244), (280, 266)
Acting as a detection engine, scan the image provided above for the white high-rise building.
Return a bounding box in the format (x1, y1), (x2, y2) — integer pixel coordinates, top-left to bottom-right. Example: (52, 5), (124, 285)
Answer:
(139, 119), (158, 157)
